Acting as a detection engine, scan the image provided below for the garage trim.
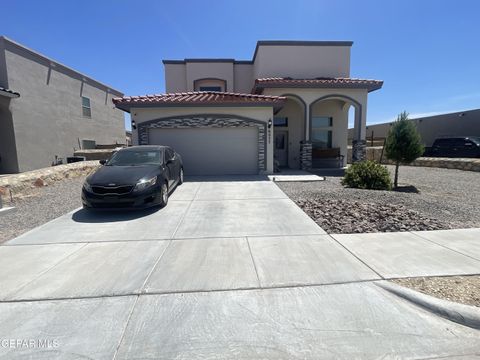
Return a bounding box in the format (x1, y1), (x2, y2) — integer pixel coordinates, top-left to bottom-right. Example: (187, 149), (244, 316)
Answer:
(138, 114), (267, 171)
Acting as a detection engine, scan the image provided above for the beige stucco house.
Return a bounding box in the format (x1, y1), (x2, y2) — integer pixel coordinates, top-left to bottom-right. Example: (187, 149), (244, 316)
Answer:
(114, 41), (383, 175)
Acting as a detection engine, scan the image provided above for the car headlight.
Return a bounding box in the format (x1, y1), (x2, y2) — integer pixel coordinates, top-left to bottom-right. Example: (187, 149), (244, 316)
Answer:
(83, 181), (93, 193)
(134, 176), (157, 192)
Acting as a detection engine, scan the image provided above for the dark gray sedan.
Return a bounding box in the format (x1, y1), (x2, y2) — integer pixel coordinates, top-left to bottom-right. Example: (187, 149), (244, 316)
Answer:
(82, 145), (183, 209)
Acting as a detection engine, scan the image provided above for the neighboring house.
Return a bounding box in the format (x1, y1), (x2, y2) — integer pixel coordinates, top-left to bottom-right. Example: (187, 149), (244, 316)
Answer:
(0, 36), (125, 174)
(114, 40), (383, 175)
(348, 108), (480, 147)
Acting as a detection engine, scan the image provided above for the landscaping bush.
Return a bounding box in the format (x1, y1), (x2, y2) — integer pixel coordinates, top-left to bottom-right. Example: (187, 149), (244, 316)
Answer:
(342, 160), (392, 190)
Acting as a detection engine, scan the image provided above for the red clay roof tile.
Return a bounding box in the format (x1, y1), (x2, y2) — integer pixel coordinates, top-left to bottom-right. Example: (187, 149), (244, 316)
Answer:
(113, 91), (286, 112)
(253, 77), (383, 93)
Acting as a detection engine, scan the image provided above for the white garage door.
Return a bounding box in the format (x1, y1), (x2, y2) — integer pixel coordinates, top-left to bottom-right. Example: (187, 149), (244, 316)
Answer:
(148, 127), (259, 175)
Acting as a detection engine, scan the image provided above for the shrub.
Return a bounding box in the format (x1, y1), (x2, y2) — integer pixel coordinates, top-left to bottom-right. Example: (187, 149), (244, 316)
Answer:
(342, 160), (392, 190)
(385, 111), (424, 187)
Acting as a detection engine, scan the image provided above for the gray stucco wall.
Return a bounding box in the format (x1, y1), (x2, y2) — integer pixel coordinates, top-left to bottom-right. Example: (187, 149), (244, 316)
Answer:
(349, 109), (480, 147)
(0, 97), (19, 173)
(0, 38), (125, 173)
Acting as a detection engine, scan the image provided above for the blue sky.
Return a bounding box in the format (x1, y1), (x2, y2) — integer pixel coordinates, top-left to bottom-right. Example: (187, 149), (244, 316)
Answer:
(2, 0), (479, 130)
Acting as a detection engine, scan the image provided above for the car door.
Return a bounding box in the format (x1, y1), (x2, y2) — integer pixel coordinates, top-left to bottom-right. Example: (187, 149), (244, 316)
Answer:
(431, 139), (446, 156)
(173, 149), (182, 176)
(165, 148), (176, 188)
(451, 138), (465, 158)
(461, 139), (477, 158)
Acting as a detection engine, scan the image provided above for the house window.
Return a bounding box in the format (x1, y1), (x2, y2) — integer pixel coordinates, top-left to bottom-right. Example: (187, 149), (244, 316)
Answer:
(199, 86), (222, 92)
(194, 78), (226, 92)
(82, 96), (91, 118)
(273, 117), (288, 127)
(312, 116), (333, 149)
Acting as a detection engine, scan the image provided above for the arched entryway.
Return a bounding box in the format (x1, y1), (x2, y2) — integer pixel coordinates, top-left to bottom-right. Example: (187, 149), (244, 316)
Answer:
(273, 94), (306, 169)
(309, 94), (363, 167)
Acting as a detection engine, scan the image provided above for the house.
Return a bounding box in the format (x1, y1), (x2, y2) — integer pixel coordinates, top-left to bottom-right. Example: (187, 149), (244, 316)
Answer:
(0, 36), (125, 174)
(348, 108), (480, 147)
(113, 40), (383, 175)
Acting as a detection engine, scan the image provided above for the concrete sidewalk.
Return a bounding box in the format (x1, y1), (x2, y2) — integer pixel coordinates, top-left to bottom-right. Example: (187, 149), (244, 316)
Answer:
(0, 178), (479, 359)
(331, 228), (480, 279)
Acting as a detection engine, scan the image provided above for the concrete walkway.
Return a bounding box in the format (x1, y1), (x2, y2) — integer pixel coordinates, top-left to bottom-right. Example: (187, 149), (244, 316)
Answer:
(0, 177), (479, 359)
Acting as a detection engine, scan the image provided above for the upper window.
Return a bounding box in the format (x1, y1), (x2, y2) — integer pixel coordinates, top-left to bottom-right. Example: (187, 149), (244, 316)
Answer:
(82, 96), (91, 118)
(194, 78), (226, 92)
(199, 86), (222, 92)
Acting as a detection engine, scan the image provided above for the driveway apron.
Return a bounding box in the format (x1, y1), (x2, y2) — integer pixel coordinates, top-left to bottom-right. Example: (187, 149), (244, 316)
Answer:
(1, 176), (479, 359)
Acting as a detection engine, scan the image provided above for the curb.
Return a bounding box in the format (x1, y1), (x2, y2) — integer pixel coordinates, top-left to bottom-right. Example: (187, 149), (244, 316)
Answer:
(0, 206), (15, 216)
(375, 280), (480, 330)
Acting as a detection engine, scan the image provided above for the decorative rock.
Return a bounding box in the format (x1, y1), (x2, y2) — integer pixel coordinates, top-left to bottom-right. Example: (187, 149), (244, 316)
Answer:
(33, 178), (45, 187)
(0, 161), (99, 205)
(295, 197), (450, 234)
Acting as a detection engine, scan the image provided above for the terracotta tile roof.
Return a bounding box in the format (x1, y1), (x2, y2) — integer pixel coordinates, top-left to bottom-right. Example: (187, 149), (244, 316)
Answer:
(113, 91), (286, 112)
(0, 86), (20, 98)
(253, 77), (383, 93)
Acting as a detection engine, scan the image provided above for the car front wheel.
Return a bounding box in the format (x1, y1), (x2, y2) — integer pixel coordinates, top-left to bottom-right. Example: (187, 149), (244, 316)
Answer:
(159, 183), (168, 207)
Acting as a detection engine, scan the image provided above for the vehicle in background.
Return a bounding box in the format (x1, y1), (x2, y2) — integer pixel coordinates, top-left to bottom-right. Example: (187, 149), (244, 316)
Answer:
(424, 137), (480, 158)
(82, 146), (183, 210)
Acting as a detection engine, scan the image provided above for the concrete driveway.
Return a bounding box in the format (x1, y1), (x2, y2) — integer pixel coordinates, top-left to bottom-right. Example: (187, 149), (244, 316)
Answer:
(1, 177), (479, 359)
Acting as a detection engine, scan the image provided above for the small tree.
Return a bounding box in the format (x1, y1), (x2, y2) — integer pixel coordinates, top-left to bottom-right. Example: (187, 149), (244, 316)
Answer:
(385, 111), (424, 187)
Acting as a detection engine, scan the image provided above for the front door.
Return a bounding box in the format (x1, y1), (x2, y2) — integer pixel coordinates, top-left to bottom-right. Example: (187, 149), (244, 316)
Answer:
(274, 131), (288, 167)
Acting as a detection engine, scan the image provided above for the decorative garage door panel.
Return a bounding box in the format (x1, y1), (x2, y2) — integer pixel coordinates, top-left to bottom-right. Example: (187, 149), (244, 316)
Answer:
(148, 127), (259, 175)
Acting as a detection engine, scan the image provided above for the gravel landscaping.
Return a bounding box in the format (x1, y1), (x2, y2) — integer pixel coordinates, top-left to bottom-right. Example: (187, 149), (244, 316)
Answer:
(0, 176), (85, 243)
(393, 276), (480, 307)
(278, 165), (480, 233)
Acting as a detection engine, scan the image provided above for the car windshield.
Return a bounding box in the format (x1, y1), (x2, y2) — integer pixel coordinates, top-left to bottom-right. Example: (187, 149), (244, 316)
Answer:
(107, 150), (163, 166)
(469, 137), (480, 145)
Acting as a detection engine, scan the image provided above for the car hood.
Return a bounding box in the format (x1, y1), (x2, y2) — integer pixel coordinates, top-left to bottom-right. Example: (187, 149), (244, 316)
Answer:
(87, 165), (159, 185)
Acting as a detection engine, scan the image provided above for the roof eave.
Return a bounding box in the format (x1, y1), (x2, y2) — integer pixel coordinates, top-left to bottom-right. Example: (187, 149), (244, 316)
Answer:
(114, 101), (284, 113)
(254, 82), (383, 94)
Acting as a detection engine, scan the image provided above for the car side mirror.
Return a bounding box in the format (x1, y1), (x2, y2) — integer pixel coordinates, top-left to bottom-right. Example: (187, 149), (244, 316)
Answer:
(99, 159), (107, 165)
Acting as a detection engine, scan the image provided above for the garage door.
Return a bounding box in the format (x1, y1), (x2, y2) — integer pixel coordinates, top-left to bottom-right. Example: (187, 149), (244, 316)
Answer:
(148, 127), (258, 175)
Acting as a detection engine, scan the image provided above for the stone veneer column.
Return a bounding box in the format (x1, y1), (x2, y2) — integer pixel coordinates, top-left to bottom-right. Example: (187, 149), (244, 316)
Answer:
(351, 139), (367, 162)
(300, 141), (312, 170)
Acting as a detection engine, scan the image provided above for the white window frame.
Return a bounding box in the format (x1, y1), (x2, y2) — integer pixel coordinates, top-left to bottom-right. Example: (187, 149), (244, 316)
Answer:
(82, 96), (91, 118)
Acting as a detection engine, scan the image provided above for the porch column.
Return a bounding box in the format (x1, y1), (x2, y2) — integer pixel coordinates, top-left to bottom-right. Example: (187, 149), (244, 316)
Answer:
(305, 104), (310, 141)
(300, 102), (312, 170)
(351, 100), (367, 162)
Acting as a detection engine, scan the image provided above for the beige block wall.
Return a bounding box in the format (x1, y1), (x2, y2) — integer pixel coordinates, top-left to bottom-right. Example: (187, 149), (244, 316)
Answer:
(186, 63), (234, 92)
(163, 44), (353, 94)
(234, 63), (254, 93)
(253, 45), (351, 79)
(131, 106), (274, 173)
(164, 63), (186, 93)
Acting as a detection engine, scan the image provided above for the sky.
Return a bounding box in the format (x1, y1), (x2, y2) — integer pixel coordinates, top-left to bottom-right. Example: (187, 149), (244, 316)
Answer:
(2, 0), (480, 131)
